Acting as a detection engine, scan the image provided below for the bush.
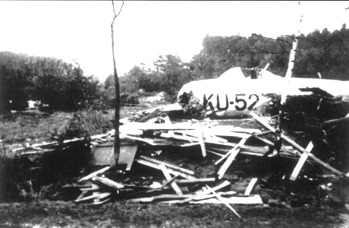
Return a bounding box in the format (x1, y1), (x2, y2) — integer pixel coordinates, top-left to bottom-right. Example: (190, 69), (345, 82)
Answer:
(55, 109), (113, 140)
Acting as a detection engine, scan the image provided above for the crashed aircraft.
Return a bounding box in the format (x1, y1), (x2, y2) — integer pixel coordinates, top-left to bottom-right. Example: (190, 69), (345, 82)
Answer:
(177, 67), (349, 118)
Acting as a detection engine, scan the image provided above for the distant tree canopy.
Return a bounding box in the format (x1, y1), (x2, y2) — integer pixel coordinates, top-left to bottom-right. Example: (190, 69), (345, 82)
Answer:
(2, 25), (349, 113)
(0, 52), (101, 113)
(117, 24), (349, 102)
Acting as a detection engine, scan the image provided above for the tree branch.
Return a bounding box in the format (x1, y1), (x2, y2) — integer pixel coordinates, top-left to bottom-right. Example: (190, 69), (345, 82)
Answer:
(111, 0), (124, 156)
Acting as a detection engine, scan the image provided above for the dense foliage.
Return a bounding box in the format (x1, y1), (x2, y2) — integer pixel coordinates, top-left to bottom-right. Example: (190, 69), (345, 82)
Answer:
(0, 53), (101, 112)
(114, 24), (349, 102)
(2, 24), (349, 112)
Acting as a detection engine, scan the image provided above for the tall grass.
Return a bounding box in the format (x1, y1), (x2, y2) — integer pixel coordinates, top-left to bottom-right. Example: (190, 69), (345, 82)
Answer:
(55, 109), (114, 139)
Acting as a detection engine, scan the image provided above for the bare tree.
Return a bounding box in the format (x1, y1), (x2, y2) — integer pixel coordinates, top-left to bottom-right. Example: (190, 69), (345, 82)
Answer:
(111, 0), (124, 157)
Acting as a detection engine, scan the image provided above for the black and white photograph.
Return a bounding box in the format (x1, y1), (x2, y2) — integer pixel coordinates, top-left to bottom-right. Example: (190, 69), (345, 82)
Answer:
(0, 1), (349, 227)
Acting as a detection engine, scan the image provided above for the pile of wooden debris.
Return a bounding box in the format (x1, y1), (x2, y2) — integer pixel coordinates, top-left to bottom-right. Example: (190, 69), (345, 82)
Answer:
(3, 92), (349, 218)
(63, 100), (349, 218)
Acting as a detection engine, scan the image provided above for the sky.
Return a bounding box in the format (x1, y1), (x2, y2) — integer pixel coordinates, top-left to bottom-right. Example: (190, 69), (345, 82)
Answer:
(0, 1), (348, 82)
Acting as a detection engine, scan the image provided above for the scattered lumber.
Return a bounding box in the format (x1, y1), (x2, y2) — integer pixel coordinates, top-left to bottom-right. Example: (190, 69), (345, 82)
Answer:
(205, 184), (241, 219)
(290, 142), (313, 181)
(135, 158), (196, 179)
(244, 178), (258, 196)
(77, 166), (111, 183)
(91, 176), (125, 190)
(7, 99), (349, 211)
(217, 137), (249, 179)
(140, 156), (195, 176)
(160, 164), (183, 195)
(250, 112), (345, 177)
(186, 194), (263, 205)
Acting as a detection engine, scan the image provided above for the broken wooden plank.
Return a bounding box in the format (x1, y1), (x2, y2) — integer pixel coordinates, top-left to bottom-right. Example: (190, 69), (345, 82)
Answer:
(160, 174), (180, 189)
(177, 180), (231, 205)
(187, 194), (263, 205)
(250, 112), (345, 177)
(92, 176), (124, 190)
(128, 194), (192, 203)
(160, 165), (182, 195)
(135, 159), (195, 179)
(205, 184), (241, 219)
(121, 121), (196, 131)
(175, 130), (228, 144)
(217, 137), (249, 179)
(175, 178), (216, 184)
(77, 166), (110, 183)
(120, 134), (171, 146)
(244, 178), (258, 196)
(197, 128), (207, 157)
(92, 196), (112, 205)
(74, 192), (111, 203)
(79, 183), (100, 192)
(217, 148), (241, 179)
(290, 142), (314, 181)
(160, 132), (196, 142)
(251, 134), (274, 147)
(140, 156), (195, 176)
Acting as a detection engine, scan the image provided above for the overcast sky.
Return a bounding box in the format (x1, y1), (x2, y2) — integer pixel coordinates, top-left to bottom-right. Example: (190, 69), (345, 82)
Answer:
(0, 1), (348, 82)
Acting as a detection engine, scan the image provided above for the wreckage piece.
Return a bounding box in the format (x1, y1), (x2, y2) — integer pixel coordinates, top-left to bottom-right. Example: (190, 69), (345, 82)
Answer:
(121, 121), (196, 131)
(160, 132), (197, 143)
(120, 134), (176, 146)
(128, 194), (193, 203)
(160, 165), (183, 195)
(177, 67), (349, 118)
(251, 134), (274, 147)
(92, 196), (112, 205)
(91, 176), (124, 190)
(185, 194), (263, 205)
(175, 178), (216, 184)
(205, 184), (241, 219)
(177, 180), (231, 205)
(290, 142), (314, 181)
(77, 166), (110, 183)
(79, 183), (101, 192)
(215, 137), (250, 166)
(197, 128), (207, 157)
(244, 178), (258, 196)
(250, 112), (345, 176)
(174, 129), (228, 144)
(74, 191), (112, 203)
(135, 158), (196, 179)
(140, 156), (195, 176)
(217, 147), (242, 180)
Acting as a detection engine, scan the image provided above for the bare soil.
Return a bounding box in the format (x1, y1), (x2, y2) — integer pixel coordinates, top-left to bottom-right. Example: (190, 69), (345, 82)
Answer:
(0, 200), (348, 227)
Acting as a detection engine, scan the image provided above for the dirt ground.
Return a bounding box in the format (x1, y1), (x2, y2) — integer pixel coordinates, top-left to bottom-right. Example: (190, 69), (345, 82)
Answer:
(0, 200), (348, 228)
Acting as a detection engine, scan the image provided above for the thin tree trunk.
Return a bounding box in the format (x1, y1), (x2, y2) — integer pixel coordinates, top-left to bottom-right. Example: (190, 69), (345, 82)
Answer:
(111, 0), (124, 157)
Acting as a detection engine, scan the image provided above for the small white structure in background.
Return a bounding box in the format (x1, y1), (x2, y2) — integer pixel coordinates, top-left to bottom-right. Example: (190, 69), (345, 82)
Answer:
(27, 100), (41, 110)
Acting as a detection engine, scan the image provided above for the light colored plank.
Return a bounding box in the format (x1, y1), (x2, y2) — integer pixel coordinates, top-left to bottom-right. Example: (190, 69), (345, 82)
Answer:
(244, 178), (258, 196)
(160, 165), (183, 195)
(290, 142), (313, 181)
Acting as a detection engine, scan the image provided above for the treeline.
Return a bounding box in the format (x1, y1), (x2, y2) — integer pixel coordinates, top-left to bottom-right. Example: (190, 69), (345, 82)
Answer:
(0, 52), (102, 112)
(2, 24), (349, 113)
(113, 24), (349, 101)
